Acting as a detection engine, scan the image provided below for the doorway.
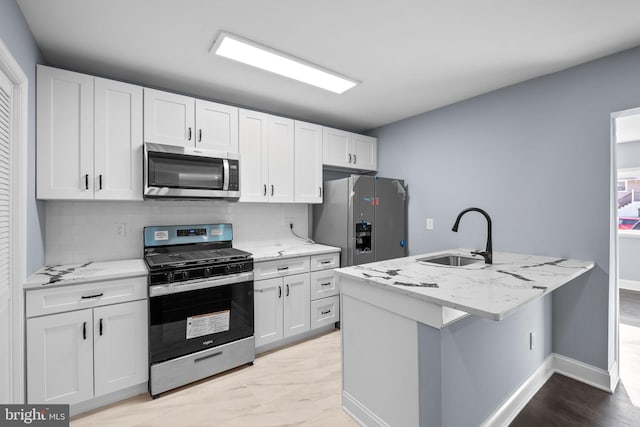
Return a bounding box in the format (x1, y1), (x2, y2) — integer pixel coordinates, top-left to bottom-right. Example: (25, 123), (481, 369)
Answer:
(612, 107), (640, 407)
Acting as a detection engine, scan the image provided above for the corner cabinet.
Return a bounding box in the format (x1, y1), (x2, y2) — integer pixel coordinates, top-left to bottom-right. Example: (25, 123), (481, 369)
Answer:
(323, 126), (377, 172)
(238, 109), (294, 202)
(143, 88), (238, 153)
(37, 65), (143, 200)
(26, 277), (148, 406)
(253, 251), (340, 352)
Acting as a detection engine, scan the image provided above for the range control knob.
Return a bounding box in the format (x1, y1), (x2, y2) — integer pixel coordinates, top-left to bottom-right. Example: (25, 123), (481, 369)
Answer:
(224, 265), (232, 274)
(181, 271), (190, 281)
(204, 267), (213, 277)
(166, 271), (175, 283)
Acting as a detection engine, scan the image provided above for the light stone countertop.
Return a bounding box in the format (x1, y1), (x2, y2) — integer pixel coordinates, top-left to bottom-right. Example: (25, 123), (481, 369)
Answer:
(236, 240), (340, 263)
(24, 259), (148, 290)
(335, 248), (594, 321)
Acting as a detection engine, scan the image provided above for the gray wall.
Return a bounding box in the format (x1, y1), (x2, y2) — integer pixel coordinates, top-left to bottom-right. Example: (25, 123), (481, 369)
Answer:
(0, 0), (44, 275)
(371, 46), (640, 373)
(617, 139), (640, 282)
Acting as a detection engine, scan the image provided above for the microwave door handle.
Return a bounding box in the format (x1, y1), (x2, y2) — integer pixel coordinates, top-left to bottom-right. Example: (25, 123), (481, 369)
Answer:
(222, 159), (230, 191)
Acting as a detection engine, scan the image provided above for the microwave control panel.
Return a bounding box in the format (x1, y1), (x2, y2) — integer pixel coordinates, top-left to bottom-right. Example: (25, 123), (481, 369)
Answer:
(228, 160), (239, 191)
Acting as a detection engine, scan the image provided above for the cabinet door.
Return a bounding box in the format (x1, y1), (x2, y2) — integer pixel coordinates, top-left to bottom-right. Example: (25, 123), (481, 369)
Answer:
(352, 133), (378, 172)
(27, 309), (93, 405)
(283, 273), (310, 338)
(254, 278), (284, 347)
(195, 99), (238, 153)
(143, 88), (195, 146)
(322, 126), (351, 169)
(94, 300), (148, 397)
(238, 109), (269, 202)
(267, 116), (294, 203)
(294, 121), (323, 203)
(37, 65), (94, 200)
(94, 78), (143, 200)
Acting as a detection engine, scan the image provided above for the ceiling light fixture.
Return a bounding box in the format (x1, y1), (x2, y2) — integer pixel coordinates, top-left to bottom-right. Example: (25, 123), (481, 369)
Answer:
(211, 32), (358, 94)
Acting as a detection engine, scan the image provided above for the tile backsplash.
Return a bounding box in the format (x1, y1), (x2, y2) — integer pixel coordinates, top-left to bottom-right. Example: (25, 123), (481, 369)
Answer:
(45, 200), (310, 265)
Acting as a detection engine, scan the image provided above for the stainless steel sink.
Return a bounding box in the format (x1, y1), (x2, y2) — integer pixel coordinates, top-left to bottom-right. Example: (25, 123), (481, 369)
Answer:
(417, 254), (483, 266)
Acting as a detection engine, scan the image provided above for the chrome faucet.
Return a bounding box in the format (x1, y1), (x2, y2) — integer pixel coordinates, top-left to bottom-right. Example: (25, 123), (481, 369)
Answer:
(451, 207), (493, 264)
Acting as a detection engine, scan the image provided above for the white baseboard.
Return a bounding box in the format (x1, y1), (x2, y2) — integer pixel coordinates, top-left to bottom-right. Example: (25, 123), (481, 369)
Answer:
(342, 390), (390, 427)
(70, 383), (148, 417)
(619, 279), (640, 292)
(480, 356), (555, 427)
(481, 354), (616, 427)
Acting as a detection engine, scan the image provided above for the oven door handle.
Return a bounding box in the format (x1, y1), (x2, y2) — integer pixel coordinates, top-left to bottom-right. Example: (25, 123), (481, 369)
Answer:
(149, 271), (254, 297)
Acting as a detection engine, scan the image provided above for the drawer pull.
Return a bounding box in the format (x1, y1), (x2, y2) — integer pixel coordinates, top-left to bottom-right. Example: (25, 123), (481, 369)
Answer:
(320, 260), (332, 264)
(195, 351), (222, 363)
(81, 293), (104, 300)
(278, 286), (282, 298)
(82, 322), (87, 340)
(321, 310), (331, 315)
(320, 282), (332, 287)
(277, 266), (289, 271)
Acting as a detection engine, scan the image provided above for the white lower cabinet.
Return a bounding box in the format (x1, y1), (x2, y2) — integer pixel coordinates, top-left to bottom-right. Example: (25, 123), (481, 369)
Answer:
(26, 278), (148, 406)
(254, 273), (310, 347)
(254, 252), (340, 351)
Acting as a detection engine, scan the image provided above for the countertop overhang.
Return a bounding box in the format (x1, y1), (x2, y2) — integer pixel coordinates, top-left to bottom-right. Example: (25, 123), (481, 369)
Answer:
(335, 248), (594, 323)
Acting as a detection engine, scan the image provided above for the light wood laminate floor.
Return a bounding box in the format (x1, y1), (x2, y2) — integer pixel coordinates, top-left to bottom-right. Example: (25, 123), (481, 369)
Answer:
(72, 331), (357, 427)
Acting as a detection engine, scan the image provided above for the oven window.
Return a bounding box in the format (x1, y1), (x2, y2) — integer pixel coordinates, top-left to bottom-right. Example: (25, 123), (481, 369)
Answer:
(148, 151), (224, 190)
(149, 280), (254, 364)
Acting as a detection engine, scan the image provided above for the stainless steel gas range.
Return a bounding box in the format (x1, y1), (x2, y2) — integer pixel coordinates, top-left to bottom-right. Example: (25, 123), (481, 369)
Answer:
(143, 223), (254, 397)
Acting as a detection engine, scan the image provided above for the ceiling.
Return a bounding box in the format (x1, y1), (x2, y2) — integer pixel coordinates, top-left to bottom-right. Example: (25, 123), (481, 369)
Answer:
(16, 0), (640, 132)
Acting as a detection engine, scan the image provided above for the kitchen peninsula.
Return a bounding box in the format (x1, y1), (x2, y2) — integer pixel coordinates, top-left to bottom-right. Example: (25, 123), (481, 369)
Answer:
(336, 249), (594, 427)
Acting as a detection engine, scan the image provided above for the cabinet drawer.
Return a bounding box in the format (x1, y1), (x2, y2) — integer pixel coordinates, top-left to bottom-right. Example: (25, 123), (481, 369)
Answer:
(254, 257), (310, 281)
(310, 252), (339, 271)
(310, 270), (339, 300)
(26, 276), (147, 318)
(310, 296), (340, 330)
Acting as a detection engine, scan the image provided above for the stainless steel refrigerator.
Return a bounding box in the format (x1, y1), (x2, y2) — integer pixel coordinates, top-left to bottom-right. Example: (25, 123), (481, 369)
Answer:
(312, 175), (407, 267)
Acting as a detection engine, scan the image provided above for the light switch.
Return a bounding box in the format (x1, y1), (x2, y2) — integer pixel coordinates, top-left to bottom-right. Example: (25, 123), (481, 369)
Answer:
(426, 218), (434, 230)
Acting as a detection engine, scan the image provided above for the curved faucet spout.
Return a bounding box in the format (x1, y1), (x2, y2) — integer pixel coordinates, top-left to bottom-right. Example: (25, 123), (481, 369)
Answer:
(451, 207), (493, 264)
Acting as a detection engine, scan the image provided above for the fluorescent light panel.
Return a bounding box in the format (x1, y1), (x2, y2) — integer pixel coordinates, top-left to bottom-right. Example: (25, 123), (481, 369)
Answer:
(212, 32), (357, 94)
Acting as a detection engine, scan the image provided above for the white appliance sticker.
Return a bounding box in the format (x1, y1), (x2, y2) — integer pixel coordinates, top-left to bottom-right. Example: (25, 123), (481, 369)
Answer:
(210, 229), (223, 236)
(186, 310), (230, 339)
(154, 230), (169, 241)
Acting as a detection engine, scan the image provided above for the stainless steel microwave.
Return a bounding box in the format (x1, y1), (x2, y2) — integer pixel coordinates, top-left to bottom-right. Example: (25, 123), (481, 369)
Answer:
(144, 143), (240, 199)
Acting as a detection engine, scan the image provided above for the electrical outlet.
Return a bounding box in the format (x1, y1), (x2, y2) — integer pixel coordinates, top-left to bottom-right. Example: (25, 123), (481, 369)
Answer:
(426, 218), (434, 230)
(114, 223), (127, 239)
(285, 217), (295, 228)
(529, 332), (535, 350)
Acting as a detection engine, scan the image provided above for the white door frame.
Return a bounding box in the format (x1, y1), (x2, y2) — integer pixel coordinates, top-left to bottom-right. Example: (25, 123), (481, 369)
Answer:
(608, 106), (640, 392)
(0, 36), (29, 403)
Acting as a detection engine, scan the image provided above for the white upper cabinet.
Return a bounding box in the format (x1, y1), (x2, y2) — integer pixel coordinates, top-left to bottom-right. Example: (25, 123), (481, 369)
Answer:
(322, 126), (377, 172)
(94, 78), (143, 200)
(195, 99), (239, 152)
(267, 116), (294, 203)
(238, 109), (294, 203)
(37, 65), (143, 201)
(143, 89), (194, 147)
(294, 121), (323, 203)
(144, 88), (238, 152)
(239, 109), (269, 202)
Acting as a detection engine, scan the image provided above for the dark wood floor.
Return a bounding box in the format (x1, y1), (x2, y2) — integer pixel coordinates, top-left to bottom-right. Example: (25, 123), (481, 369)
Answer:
(510, 290), (640, 427)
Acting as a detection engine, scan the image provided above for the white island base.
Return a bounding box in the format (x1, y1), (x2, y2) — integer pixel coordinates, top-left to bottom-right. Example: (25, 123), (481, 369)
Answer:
(337, 249), (594, 427)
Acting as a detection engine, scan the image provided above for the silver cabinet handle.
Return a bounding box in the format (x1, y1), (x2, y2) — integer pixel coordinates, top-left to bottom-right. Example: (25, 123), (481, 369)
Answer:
(278, 285), (282, 298)
(271, 185), (274, 196)
(82, 322), (87, 340)
(84, 174), (89, 190)
(348, 153), (352, 163)
(98, 174), (103, 190)
(286, 284), (290, 296)
(263, 184), (267, 196)
(321, 310), (331, 315)
(188, 127), (192, 141)
(198, 129), (202, 142)
(319, 186), (322, 197)
(277, 266), (289, 271)
(353, 154), (357, 164)
(320, 282), (331, 287)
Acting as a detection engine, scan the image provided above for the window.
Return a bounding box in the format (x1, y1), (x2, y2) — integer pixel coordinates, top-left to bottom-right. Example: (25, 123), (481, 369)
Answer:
(617, 169), (640, 231)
